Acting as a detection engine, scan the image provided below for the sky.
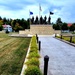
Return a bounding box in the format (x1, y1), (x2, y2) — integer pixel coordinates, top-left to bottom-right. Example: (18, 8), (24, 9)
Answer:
(0, 0), (75, 23)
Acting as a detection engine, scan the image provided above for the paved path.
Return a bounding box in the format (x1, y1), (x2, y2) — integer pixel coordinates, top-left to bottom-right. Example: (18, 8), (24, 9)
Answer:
(39, 36), (75, 75)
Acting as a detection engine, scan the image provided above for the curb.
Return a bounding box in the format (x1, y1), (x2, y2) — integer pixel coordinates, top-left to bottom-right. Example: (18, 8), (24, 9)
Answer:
(20, 44), (31, 75)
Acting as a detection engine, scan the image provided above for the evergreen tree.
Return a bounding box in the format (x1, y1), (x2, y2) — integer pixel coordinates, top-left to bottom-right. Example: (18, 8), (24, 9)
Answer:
(56, 18), (62, 30)
(35, 16), (39, 24)
(31, 16), (34, 24)
(40, 16), (43, 24)
(0, 16), (2, 20)
(69, 23), (75, 32)
(56, 18), (62, 25)
(44, 16), (47, 24)
(52, 24), (60, 30)
(3, 17), (7, 24)
(27, 18), (30, 29)
(48, 16), (51, 24)
(61, 23), (68, 30)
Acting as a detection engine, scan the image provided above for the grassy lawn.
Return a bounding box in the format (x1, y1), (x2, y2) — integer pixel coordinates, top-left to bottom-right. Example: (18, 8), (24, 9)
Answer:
(0, 33), (31, 75)
(56, 36), (75, 43)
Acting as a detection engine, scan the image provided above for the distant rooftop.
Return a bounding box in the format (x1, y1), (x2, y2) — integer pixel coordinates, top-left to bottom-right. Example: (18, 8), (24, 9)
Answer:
(68, 23), (72, 27)
(3, 25), (11, 28)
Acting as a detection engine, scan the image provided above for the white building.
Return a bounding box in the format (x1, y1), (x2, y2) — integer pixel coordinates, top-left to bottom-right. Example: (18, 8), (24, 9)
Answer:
(3, 25), (12, 32)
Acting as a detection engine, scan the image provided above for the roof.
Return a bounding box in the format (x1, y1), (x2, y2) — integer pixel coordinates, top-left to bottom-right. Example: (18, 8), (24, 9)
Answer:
(3, 25), (12, 28)
(68, 23), (72, 27)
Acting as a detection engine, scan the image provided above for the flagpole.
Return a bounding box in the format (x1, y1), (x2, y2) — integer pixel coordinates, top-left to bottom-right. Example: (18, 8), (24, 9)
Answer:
(29, 10), (31, 25)
(48, 10), (50, 24)
(49, 10), (51, 24)
(39, 4), (41, 24)
(39, 10), (40, 25)
(39, 4), (40, 25)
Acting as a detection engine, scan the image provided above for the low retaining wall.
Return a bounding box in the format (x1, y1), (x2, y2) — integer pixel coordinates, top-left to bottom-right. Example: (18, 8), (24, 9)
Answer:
(19, 25), (61, 35)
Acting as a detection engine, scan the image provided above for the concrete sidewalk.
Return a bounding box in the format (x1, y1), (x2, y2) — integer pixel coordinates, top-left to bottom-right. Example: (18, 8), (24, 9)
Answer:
(39, 36), (75, 75)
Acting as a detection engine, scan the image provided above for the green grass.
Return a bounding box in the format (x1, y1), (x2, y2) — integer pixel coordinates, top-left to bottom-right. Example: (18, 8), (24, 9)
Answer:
(72, 32), (75, 34)
(56, 36), (75, 43)
(0, 33), (31, 75)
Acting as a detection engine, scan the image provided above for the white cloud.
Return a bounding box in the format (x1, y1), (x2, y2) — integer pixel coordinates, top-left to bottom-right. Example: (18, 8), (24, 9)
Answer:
(0, 0), (75, 23)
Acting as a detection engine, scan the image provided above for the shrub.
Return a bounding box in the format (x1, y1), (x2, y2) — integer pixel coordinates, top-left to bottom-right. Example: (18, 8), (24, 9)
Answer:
(5, 29), (9, 34)
(30, 36), (38, 53)
(30, 45), (38, 49)
(0, 25), (3, 31)
(25, 66), (42, 75)
(29, 49), (38, 53)
(25, 35), (42, 75)
(28, 52), (40, 58)
(25, 58), (39, 67)
(30, 47), (38, 53)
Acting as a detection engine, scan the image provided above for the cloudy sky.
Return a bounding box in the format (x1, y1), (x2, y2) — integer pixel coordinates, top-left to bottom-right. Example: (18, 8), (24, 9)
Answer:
(0, 0), (75, 23)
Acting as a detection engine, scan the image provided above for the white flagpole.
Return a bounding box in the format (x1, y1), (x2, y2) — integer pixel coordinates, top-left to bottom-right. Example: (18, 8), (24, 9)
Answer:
(29, 10), (31, 25)
(49, 10), (50, 24)
(39, 4), (40, 25)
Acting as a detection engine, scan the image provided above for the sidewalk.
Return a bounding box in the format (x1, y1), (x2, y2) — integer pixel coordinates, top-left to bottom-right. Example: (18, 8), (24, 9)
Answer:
(39, 35), (75, 75)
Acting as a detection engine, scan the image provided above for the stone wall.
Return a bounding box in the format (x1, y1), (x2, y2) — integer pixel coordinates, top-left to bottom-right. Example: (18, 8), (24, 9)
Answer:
(19, 24), (61, 35)
(30, 25), (54, 35)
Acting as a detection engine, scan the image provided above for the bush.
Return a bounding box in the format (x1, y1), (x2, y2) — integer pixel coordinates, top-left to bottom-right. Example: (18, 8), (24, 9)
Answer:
(5, 30), (9, 34)
(30, 36), (38, 53)
(30, 45), (38, 49)
(0, 25), (3, 31)
(25, 58), (39, 67)
(52, 24), (60, 30)
(30, 47), (38, 53)
(28, 52), (40, 58)
(25, 35), (42, 75)
(61, 23), (68, 30)
(25, 66), (42, 75)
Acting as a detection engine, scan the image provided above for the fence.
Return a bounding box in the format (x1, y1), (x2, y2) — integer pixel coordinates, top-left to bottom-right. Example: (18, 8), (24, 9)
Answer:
(55, 33), (75, 46)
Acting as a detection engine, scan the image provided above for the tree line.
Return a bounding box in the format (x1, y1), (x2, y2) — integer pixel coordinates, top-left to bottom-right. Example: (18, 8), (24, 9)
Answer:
(0, 15), (51, 32)
(53, 18), (75, 32)
(0, 16), (30, 32)
(0, 16), (75, 32)
(30, 16), (51, 24)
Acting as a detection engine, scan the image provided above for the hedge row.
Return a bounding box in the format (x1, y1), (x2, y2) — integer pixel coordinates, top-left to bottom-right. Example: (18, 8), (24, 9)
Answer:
(25, 35), (42, 75)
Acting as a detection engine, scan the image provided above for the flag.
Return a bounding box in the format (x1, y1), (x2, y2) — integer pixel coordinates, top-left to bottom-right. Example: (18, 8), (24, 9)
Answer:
(50, 11), (54, 15)
(39, 5), (42, 11)
(30, 11), (33, 15)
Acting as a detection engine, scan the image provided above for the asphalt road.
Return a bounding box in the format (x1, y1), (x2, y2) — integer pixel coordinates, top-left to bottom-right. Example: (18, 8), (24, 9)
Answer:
(39, 36), (75, 75)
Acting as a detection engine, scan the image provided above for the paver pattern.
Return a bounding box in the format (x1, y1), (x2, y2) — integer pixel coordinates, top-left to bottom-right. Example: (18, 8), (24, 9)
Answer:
(39, 36), (75, 75)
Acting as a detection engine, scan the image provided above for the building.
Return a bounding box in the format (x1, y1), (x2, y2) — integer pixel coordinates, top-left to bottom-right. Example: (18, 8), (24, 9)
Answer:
(3, 25), (12, 32)
(68, 23), (72, 27)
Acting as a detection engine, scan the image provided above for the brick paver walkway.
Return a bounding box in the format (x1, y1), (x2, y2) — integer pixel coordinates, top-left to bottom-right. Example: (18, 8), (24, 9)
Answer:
(39, 35), (75, 75)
